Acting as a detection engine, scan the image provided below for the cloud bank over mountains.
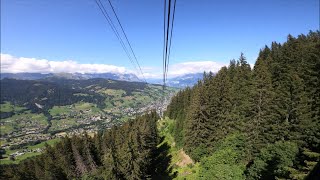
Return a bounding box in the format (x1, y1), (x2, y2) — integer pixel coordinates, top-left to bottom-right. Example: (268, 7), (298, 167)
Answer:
(169, 61), (226, 77)
(1, 54), (226, 79)
(1, 54), (127, 74)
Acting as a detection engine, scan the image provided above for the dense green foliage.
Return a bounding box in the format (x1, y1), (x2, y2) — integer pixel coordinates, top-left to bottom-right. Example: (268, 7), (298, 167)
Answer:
(198, 133), (247, 180)
(246, 141), (299, 179)
(165, 31), (320, 179)
(1, 111), (174, 179)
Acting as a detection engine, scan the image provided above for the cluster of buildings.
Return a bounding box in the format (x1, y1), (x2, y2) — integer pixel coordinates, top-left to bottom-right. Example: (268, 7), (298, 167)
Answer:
(1, 93), (176, 162)
(9, 148), (42, 160)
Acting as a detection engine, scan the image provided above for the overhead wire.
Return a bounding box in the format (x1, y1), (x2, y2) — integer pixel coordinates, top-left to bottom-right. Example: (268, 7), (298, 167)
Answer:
(106, 0), (146, 82)
(163, 0), (177, 86)
(163, 0), (167, 88)
(165, 0), (177, 82)
(160, 0), (168, 117)
(164, 0), (172, 87)
(161, 0), (177, 117)
(95, 0), (138, 75)
(94, 0), (145, 83)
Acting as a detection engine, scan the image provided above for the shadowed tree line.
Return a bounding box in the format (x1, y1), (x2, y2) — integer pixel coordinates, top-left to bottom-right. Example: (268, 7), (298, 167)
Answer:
(1, 111), (175, 180)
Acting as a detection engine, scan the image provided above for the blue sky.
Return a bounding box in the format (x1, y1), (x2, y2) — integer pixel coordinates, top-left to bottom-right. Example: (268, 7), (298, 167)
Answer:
(1, 0), (319, 78)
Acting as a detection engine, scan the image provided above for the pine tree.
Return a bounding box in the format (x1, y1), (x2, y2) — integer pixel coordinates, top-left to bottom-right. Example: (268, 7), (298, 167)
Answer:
(229, 54), (253, 132)
(184, 82), (214, 160)
(250, 52), (275, 152)
(207, 67), (232, 143)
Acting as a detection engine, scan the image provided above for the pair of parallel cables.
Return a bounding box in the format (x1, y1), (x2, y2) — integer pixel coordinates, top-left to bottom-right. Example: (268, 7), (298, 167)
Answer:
(95, 0), (177, 86)
(94, 0), (146, 83)
(163, 0), (177, 87)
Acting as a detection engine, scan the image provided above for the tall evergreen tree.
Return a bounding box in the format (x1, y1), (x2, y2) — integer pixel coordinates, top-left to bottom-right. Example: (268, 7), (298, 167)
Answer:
(184, 82), (214, 160)
(250, 51), (275, 152)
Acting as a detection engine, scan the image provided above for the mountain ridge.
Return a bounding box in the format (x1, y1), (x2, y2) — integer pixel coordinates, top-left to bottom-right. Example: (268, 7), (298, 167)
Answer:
(1, 72), (205, 88)
(0, 72), (140, 82)
(147, 73), (204, 88)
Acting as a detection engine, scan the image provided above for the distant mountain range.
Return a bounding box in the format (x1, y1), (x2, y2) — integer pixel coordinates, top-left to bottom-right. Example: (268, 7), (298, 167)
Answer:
(148, 73), (204, 88)
(0, 72), (140, 82)
(166, 73), (204, 88)
(0, 72), (204, 88)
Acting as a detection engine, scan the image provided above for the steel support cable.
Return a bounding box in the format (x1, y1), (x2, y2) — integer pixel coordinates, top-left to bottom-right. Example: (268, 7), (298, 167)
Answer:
(107, 0), (147, 83)
(164, 0), (172, 87)
(165, 0), (177, 82)
(163, 0), (167, 88)
(160, 0), (169, 117)
(96, 0), (138, 72)
(95, 0), (141, 81)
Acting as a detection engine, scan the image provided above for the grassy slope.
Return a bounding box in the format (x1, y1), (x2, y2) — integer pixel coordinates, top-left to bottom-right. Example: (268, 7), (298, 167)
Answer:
(158, 118), (200, 180)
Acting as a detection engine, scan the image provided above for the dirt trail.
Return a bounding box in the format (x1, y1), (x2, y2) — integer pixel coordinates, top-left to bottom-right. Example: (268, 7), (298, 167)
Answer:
(175, 149), (194, 167)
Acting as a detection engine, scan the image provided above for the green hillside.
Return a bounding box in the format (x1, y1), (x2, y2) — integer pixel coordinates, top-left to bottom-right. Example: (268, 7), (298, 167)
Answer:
(0, 78), (177, 165)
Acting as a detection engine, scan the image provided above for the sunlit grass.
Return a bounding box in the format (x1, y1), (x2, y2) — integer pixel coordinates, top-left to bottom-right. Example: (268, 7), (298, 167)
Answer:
(158, 117), (199, 179)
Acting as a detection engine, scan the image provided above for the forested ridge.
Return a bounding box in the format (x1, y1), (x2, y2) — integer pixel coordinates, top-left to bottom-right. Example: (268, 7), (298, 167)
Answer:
(1, 111), (175, 179)
(165, 31), (320, 179)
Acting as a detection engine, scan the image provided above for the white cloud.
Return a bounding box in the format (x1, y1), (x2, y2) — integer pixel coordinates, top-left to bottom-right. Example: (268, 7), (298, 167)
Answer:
(1, 54), (226, 79)
(168, 61), (227, 77)
(141, 61), (227, 79)
(0, 54), (128, 74)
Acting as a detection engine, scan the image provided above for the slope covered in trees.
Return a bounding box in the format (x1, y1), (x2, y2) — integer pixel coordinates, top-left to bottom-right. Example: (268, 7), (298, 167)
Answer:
(1, 111), (174, 179)
(165, 31), (320, 179)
